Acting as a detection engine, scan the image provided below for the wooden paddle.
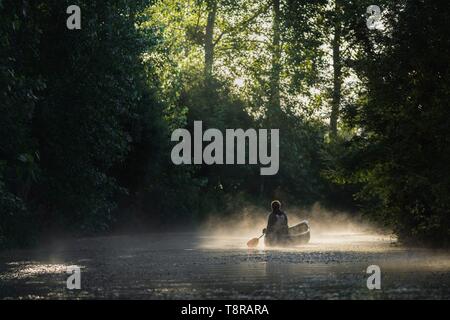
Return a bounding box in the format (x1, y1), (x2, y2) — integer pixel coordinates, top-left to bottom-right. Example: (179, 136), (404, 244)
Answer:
(247, 233), (264, 248)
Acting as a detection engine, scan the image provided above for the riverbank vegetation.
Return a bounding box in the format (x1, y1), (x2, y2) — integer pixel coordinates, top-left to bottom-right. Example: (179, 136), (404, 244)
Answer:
(1, 0), (449, 248)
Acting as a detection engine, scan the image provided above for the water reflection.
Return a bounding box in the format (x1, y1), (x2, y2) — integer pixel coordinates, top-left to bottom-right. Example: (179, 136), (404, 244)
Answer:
(0, 262), (82, 280)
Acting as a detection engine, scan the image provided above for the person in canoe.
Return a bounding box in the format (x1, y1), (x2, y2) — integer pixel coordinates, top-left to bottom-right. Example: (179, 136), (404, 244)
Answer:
(263, 200), (289, 246)
(246, 200), (310, 248)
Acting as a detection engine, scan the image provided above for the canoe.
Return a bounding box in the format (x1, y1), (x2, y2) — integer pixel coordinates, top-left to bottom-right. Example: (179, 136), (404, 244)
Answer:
(288, 230), (310, 245)
(289, 220), (309, 235)
(287, 220), (310, 245)
(265, 220), (310, 247)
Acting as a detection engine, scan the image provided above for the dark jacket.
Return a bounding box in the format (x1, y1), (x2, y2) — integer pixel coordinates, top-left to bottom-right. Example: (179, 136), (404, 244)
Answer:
(266, 210), (289, 236)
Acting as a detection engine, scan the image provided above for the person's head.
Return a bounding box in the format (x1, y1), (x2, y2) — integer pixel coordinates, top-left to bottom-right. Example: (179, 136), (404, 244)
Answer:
(271, 200), (281, 211)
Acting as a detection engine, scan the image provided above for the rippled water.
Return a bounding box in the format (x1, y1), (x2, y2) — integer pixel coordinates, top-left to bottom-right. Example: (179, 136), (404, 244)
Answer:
(1, 232), (450, 299)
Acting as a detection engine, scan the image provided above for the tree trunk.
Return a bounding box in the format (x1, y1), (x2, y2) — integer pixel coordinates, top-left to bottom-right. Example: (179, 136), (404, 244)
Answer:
(269, 0), (281, 114)
(204, 0), (218, 78)
(330, 0), (342, 139)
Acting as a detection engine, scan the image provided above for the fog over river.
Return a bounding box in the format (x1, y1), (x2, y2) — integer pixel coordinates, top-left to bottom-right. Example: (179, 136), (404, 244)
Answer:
(1, 230), (450, 299)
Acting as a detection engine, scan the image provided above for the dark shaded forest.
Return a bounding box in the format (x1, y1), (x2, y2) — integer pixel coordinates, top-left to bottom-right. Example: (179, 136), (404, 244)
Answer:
(1, 0), (449, 248)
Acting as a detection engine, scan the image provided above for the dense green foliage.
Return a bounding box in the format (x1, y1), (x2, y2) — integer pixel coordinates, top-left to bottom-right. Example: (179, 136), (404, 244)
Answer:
(1, 0), (449, 248)
(1, 0), (167, 245)
(337, 1), (450, 245)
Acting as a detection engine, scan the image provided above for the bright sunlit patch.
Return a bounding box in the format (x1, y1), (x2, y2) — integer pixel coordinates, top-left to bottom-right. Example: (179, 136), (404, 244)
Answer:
(234, 77), (245, 88)
(0, 263), (76, 280)
(310, 232), (391, 244)
(197, 232), (392, 253)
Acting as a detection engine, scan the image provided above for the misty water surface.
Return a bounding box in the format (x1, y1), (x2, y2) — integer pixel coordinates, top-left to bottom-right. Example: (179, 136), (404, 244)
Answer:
(1, 231), (450, 299)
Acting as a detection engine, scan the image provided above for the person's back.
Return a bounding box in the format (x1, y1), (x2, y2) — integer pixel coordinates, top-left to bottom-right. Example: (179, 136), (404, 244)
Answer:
(264, 200), (289, 246)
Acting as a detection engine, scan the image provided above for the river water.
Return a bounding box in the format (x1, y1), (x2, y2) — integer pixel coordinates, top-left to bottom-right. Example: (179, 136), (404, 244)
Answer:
(1, 232), (450, 299)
